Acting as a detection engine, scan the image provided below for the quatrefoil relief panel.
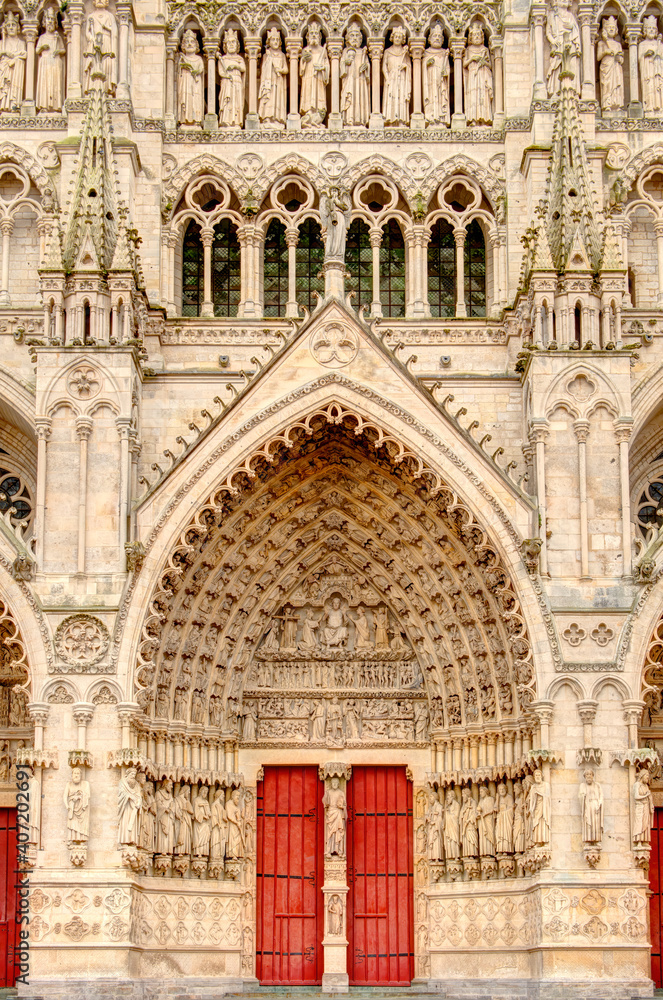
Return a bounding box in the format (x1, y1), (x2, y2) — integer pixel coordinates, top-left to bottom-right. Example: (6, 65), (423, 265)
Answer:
(562, 623), (587, 646)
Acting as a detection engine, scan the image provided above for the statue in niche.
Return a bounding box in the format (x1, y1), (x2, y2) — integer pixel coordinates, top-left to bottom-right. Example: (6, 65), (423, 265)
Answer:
(320, 188), (351, 262)
(495, 782), (514, 854)
(177, 30), (204, 127)
(218, 29), (245, 128)
(210, 787), (228, 860)
(597, 16), (624, 114)
(64, 767), (90, 844)
(545, 0), (580, 96)
(323, 776), (347, 856)
(174, 784), (194, 855)
(300, 21), (329, 129)
(117, 768), (142, 846)
(444, 789), (461, 859)
(36, 7), (65, 112)
(326, 696), (343, 740)
(423, 22), (450, 127)
(0, 741), (9, 782)
(311, 701), (326, 740)
(351, 605), (372, 650)
(193, 786), (212, 857)
(460, 786), (478, 856)
(139, 776), (156, 853)
(579, 768), (603, 844)
(298, 610), (320, 652)
(320, 595), (349, 646)
(382, 25), (411, 127)
(83, 0), (117, 96)
(633, 768), (654, 844)
(0, 12), (25, 112)
(639, 16), (663, 115)
(340, 23), (370, 127)
(226, 788), (245, 858)
(527, 769), (551, 846)
(425, 789), (444, 860)
(512, 781), (525, 853)
(327, 893), (343, 936)
(374, 606), (390, 648)
(258, 27), (287, 128)
(463, 21), (493, 126)
(155, 778), (175, 854)
(477, 785), (496, 856)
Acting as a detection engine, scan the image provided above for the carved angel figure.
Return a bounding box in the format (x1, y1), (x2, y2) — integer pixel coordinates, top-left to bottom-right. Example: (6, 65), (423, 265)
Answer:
(340, 23), (369, 127)
(463, 21), (492, 125)
(0, 12), (26, 112)
(64, 767), (90, 843)
(300, 21), (329, 128)
(258, 27), (287, 128)
(218, 29), (245, 128)
(423, 23), (450, 127)
(382, 25), (411, 126)
(177, 29), (204, 126)
(36, 8), (65, 112)
(597, 16), (624, 114)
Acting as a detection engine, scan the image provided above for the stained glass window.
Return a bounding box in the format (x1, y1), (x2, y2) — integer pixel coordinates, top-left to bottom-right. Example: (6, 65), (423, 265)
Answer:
(427, 219), (455, 317)
(345, 218), (372, 314)
(295, 218), (324, 313)
(465, 219), (486, 318)
(380, 219), (406, 318)
(264, 219), (289, 318)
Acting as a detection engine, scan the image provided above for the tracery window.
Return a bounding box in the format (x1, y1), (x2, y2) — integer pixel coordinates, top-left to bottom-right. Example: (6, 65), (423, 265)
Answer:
(264, 219), (289, 317)
(380, 219), (406, 318)
(296, 218), (324, 312)
(427, 219), (455, 317)
(181, 219), (241, 317)
(345, 219), (372, 313)
(465, 219), (486, 317)
(0, 463), (32, 526)
(637, 473), (663, 536)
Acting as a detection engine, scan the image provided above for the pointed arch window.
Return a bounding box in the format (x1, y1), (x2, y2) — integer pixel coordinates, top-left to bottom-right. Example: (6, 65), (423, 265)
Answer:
(464, 220), (486, 317)
(380, 219), (406, 318)
(181, 219), (241, 317)
(427, 219), (455, 317)
(182, 221), (203, 316)
(264, 219), (289, 317)
(345, 219), (372, 314)
(296, 218), (324, 312)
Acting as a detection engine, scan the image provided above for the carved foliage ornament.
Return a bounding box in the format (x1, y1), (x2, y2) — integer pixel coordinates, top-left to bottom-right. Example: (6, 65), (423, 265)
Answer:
(54, 615), (110, 667)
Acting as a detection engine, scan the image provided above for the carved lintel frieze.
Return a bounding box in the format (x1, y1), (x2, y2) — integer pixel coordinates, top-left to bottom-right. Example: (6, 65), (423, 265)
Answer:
(610, 748), (660, 768)
(16, 747), (58, 769)
(576, 747), (602, 766)
(68, 749), (92, 768)
(318, 761), (352, 781)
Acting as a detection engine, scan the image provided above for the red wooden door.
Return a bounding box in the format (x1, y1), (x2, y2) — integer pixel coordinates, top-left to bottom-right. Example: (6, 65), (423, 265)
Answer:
(0, 808), (19, 988)
(650, 807), (663, 987)
(347, 766), (414, 986)
(256, 766), (323, 985)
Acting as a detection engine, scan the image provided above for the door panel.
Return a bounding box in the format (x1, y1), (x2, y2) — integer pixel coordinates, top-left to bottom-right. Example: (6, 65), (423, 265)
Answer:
(347, 766), (414, 986)
(651, 807), (662, 987)
(0, 808), (18, 988)
(256, 766), (323, 985)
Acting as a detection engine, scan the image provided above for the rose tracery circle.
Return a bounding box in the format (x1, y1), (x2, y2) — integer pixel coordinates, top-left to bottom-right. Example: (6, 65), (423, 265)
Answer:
(310, 324), (359, 368)
(67, 366), (101, 400)
(54, 614), (110, 666)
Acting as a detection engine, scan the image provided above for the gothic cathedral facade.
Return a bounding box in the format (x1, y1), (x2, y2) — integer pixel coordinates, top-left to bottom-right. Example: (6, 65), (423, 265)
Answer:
(0, 0), (663, 997)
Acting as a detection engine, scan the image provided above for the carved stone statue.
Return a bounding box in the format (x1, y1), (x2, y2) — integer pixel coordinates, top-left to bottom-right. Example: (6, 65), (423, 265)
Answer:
(597, 16), (624, 114)
(340, 23), (370, 127)
(345, 699), (360, 739)
(319, 595), (350, 644)
(495, 782), (514, 854)
(477, 785), (496, 856)
(460, 787), (478, 856)
(463, 21), (493, 126)
(633, 768), (654, 844)
(276, 606), (299, 650)
(36, 8), (65, 112)
(177, 30), (204, 126)
(513, 781), (525, 853)
(210, 787), (227, 860)
(218, 29), (245, 128)
(64, 767), (90, 843)
(139, 776), (156, 853)
(579, 768), (603, 844)
(323, 776), (347, 856)
(327, 893), (343, 936)
(444, 789), (460, 859)
(545, 0), (581, 96)
(258, 27), (287, 128)
(193, 785), (212, 857)
(0, 13), (26, 113)
(83, 0), (117, 96)
(425, 789), (444, 860)
(174, 783), (194, 854)
(9, 685), (27, 726)
(117, 768), (142, 846)
(382, 25), (411, 127)
(374, 606), (390, 648)
(155, 778), (175, 854)
(423, 23), (450, 127)
(527, 769), (551, 846)
(351, 606), (372, 650)
(226, 788), (245, 858)
(326, 696), (343, 740)
(311, 701), (326, 740)
(639, 16), (663, 115)
(299, 611), (320, 652)
(0, 741), (9, 782)
(300, 22), (329, 129)
(242, 701), (257, 741)
(414, 703), (429, 741)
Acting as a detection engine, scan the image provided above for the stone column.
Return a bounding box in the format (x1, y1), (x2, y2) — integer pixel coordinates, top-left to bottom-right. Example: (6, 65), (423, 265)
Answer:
(21, 23), (37, 115)
(319, 763), (351, 994)
(238, 223), (259, 317)
(614, 418), (633, 576)
(577, 700), (598, 748)
(245, 37), (261, 129)
(200, 226), (214, 318)
(449, 37), (466, 128)
(409, 37), (425, 129)
(165, 39), (176, 126)
(368, 37), (384, 129)
(65, 2), (84, 99)
(626, 25), (642, 118)
(76, 416), (92, 575)
(116, 416), (131, 561)
(574, 418), (590, 579)
(72, 703), (94, 750)
(654, 220), (663, 304)
(0, 219), (13, 306)
(453, 227), (466, 317)
(203, 39), (219, 129)
(116, 4), (131, 100)
(286, 37), (302, 129)
(530, 7), (546, 100)
(530, 422), (549, 576)
(327, 37), (343, 129)
(489, 36), (504, 125)
(35, 419), (51, 566)
(26, 704), (50, 855)
(578, 5), (595, 101)
(285, 226), (299, 318)
(369, 226), (382, 317)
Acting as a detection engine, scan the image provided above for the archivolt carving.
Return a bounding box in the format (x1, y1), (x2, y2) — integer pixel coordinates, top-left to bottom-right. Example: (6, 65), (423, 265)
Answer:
(161, 154), (247, 221)
(0, 593), (30, 728)
(133, 411), (535, 748)
(620, 143), (663, 189)
(341, 155), (415, 205)
(251, 153), (326, 206)
(418, 155), (505, 216)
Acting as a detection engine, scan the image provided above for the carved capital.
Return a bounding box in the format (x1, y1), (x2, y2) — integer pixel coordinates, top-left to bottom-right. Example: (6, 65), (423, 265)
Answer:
(614, 417), (633, 444)
(28, 702), (50, 727)
(367, 37), (384, 60)
(577, 699), (598, 725)
(76, 416), (93, 441)
(72, 702), (95, 727)
(573, 418), (590, 443)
